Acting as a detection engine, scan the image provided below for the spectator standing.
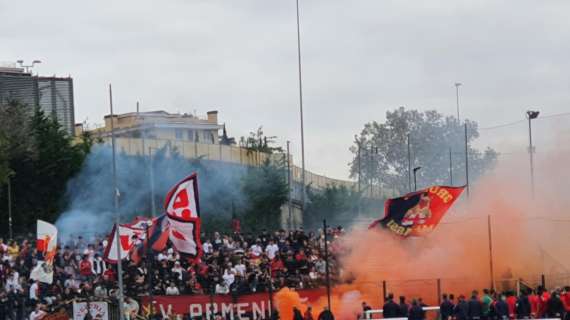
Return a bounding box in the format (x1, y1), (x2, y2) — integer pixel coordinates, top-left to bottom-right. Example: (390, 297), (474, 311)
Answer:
(468, 290), (483, 320)
(165, 282), (180, 295)
(317, 306), (334, 320)
(505, 291), (517, 319)
(383, 294), (400, 318)
(454, 295), (469, 320)
(495, 295), (509, 320)
(399, 296), (409, 318)
(29, 305), (46, 320)
(547, 292), (564, 318)
(91, 253), (106, 276)
(293, 307), (304, 320)
(528, 289), (539, 318)
(29, 280), (39, 306)
(304, 306), (314, 320)
(516, 289), (531, 319)
(79, 255), (93, 281)
(481, 289), (492, 320)
(265, 240), (279, 260)
(408, 299), (424, 320)
(440, 294), (455, 320)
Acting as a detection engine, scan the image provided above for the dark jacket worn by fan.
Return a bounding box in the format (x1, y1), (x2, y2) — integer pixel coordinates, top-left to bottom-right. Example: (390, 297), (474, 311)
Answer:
(383, 296), (401, 318)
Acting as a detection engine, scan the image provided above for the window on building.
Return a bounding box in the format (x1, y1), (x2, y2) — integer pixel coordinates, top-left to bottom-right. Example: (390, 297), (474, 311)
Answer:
(187, 130), (194, 141)
(175, 129), (183, 140)
(203, 131), (212, 144)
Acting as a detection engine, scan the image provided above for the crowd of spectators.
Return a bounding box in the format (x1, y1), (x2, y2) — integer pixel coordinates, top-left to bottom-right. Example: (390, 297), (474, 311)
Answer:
(0, 226), (345, 319)
(361, 287), (570, 320)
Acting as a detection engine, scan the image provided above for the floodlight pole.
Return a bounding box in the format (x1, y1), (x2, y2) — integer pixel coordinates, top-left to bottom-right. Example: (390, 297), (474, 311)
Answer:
(109, 84), (126, 320)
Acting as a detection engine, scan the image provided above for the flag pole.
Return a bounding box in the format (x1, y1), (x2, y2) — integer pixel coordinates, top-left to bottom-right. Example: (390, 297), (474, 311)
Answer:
(109, 84), (126, 320)
(323, 219), (332, 311)
(487, 214), (495, 290)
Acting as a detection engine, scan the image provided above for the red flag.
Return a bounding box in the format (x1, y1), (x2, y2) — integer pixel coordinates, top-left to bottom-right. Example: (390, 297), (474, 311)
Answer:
(369, 186), (465, 237)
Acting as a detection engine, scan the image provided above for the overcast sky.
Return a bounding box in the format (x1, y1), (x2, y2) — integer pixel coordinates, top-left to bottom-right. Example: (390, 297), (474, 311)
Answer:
(2, 0), (569, 180)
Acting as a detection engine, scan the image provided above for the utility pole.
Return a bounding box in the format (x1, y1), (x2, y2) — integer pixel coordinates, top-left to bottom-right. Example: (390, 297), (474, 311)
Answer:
(109, 84), (126, 320)
(295, 0), (306, 216)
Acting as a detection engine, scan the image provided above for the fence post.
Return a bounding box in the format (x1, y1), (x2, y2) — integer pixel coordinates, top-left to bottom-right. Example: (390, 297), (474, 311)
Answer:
(541, 274), (546, 289)
(382, 280), (387, 305)
(437, 279), (442, 305)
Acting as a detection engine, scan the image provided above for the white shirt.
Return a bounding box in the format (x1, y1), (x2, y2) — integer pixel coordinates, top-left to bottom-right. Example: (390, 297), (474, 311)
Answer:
(29, 310), (46, 320)
(5, 271), (20, 290)
(265, 244), (279, 260)
(203, 242), (213, 254)
(222, 271), (235, 287)
(165, 285), (180, 295)
(234, 263), (246, 276)
(172, 266), (184, 280)
(250, 244), (263, 257)
(29, 282), (39, 300)
(215, 283), (229, 294)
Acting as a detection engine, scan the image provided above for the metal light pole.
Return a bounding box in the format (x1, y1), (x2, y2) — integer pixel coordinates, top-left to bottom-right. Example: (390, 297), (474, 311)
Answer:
(295, 0), (307, 215)
(464, 123), (470, 197)
(526, 110), (540, 197)
(323, 219), (332, 311)
(413, 167), (421, 191)
(7, 177), (13, 240)
(286, 141), (293, 230)
(407, 134), (412, 192)
(454, 82), (462, 120)
(449, 148), (453, 185)
(109, 84), (126, 320)
(487, 215), (495, 290)
(17, 59), (41, 73)
(148, 147), (157, 217)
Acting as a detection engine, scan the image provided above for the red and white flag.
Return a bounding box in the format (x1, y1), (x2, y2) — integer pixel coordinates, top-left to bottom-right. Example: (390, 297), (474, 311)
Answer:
(31, 220), (58, 284)
(165, 173), (200, 221)
(127, 216), (153, 229)
(103, 224), (146, 263)
(164, 174), (203, 260)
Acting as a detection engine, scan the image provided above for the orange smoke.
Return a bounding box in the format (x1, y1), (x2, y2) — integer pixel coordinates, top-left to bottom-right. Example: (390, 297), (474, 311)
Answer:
(275, 149), (570, 319)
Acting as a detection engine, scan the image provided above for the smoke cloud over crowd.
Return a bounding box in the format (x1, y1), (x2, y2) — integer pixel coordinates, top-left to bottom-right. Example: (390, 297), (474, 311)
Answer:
(276, 146), (570, 319)
(56, 144), (246, 240)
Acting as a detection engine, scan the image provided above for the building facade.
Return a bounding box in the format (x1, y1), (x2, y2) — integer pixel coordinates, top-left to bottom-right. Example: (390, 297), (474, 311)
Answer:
(90, 110), (223, 144)
(0, 66), (75, 136)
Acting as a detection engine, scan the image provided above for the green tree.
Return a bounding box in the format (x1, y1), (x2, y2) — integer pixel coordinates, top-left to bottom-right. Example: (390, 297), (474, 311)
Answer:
(241, 158), (288, 232)
(0, 102), (93, 234)
(240, 126), (283, 154)
(349, 107), (498, 195)
(304, 184), (362, 229)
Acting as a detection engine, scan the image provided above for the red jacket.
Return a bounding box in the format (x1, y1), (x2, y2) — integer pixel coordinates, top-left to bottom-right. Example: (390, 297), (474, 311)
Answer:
(506, 296), (517, 318)
(529, 294), (539, 316)
(79, 260), (92, 276)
